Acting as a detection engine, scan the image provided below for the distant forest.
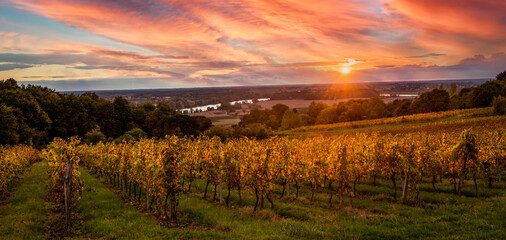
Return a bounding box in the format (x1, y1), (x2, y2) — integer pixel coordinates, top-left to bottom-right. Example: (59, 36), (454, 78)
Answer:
(0, 79), (211, 148)
(89, 84), (379, 110)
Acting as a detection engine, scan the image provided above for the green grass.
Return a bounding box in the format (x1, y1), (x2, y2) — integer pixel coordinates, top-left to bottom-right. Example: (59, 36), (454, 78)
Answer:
(0, 161), (504, 239)
(75, 169), (216, 239)
(89, 173), (505, 239)
(181, 177), (506, 239)
(78, 169), (341, 239)
(0, 161), (49, 240)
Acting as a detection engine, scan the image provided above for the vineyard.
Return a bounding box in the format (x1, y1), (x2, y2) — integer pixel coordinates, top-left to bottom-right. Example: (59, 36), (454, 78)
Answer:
(290, 107), (494, 133)
(0, 145), (39, 197)
(1, 115), (505, 239)
(36, 116), (503, 227)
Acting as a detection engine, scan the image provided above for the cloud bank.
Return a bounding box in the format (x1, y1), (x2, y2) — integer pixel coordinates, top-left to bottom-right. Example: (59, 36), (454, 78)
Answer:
(0, 0), (505, 90)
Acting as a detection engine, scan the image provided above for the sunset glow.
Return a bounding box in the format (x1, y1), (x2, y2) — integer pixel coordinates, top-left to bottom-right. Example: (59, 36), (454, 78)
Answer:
(0, 0), (505, 90)
(340, 67), (352, 75)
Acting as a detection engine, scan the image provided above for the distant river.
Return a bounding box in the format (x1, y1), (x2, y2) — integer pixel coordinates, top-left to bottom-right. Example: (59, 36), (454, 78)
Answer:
(179, 98), (270, 113)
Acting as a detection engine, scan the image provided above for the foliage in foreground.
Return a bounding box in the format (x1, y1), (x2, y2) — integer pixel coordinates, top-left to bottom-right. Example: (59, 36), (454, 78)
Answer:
(75, 119), (505, 224)
(41, 137), (84, 207)
(0, 145), (39, 195)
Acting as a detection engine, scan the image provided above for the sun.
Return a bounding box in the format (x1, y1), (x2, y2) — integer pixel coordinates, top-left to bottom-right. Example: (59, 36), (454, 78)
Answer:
(340, 67), (352, 75)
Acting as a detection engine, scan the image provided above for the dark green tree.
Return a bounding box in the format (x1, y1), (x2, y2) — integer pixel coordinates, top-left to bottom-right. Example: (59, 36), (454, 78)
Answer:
(0, 81), (51, 147)
(0, 104), (20, 145)
(492, 96), (506, 115)
(85, 128), (106, 145)
(410, 89), (450, 113)
(471, 81), (502, 108)
(496, 70), (506, 82)
(367, 97), (389, 119)
(449, 83), (458, 96)
(204, 126), (234, 141)
(387, 99), (412, 116)
(105, 97), (133, 138)
(280, 109), (304, 130)
(307, 102), (328, 123)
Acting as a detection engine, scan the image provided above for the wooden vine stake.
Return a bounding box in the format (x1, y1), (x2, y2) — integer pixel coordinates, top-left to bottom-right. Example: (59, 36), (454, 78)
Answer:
(495, 136), (502, 182)
(219, 144), (223, 204)
(401, 144), (414, 203)
(284, 143), (289, 197)
(64, 158), (73, 228)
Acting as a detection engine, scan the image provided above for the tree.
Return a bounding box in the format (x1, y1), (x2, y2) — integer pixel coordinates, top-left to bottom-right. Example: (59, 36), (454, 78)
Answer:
(449, 94), (464, 110)
(496, 70), (506, 82)
(50, 94), (95, 140)
(368, 97), (389, 119)
(0, 78), (18, 90)
(492, 96), (506, 115)
(85, 128), (106, 145)
(110, 97), (133, 137)
(471, 81), (502, 108)
(316, 106), (340, 124)
(0, 79), (212, 146)
(449, 83), (458, 96)
(387, 99), (411, 116)
(239, 104), (288, 130)
(271, 104), (289, 128)
(219, 101), (232, 112)
(0, 104), (20, 145)
(239, 109), (270, 127)
(410, 89), (450, 113)
(0, 84), (51, 147)
(205, 126), (234, 141)
(114, 128), (147, 143)
(459, 88), (474, 109)
(280, 109), (304, 130)
(342, 100), (368, 121)
(131, 103), (155, 129)
(146, 103), (210, 137)
(307, 102), (328, 123)
(237, 124), (272, 139)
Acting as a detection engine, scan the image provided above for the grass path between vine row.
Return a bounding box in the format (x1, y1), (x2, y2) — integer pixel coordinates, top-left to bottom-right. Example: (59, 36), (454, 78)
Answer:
(0, 161), (49, 240)
(74, 169), (222, 239)
(79, 167), (506, 240)
(76, 169), (314, 239)
(1, 161), (505, 239)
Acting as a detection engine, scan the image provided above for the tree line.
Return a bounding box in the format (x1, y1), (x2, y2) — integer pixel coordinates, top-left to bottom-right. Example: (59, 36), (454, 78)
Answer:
(237, 71), (506, 131)
(0, 79), (212, 148)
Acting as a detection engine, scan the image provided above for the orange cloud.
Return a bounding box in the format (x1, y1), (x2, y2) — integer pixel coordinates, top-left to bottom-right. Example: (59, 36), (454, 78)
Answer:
(2, 0), (505, 89)
(388, 0), (506, 60)
(9, 0), (401, 63)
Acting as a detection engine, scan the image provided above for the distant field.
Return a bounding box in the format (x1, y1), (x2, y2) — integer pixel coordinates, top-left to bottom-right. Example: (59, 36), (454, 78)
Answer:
(212, 118), (241, 126)
(256, 97), (413, 110)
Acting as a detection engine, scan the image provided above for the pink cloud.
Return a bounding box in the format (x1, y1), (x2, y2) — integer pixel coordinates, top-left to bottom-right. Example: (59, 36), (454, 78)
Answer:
(2, 0), (505, 89)
(388, 0), (506, 58)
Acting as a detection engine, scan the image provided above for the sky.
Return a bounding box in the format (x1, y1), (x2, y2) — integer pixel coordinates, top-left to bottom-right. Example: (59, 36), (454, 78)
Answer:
(0, 0), (505, 91)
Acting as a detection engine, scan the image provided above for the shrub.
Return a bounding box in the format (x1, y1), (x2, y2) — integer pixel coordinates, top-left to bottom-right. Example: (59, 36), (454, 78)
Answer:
(114, 128), (148, 143)
(204, 126), (234, 141)
(492, 96), (506, 115)
(237, 123), (272, 139)
(85, 128), (106, 144)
